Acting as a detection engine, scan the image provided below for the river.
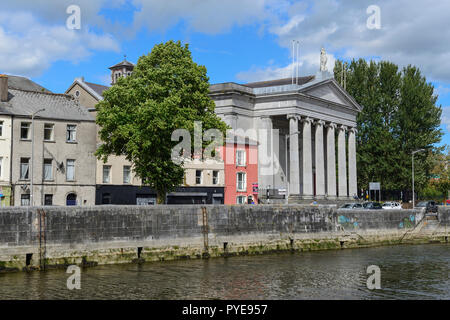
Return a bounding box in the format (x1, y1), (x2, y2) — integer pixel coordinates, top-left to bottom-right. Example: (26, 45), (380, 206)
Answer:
(0, 244), (448, 300)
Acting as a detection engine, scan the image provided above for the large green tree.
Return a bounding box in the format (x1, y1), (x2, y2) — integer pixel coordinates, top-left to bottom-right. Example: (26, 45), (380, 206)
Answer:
(334, 59), (443, 196)
(96, 40), (228, 203)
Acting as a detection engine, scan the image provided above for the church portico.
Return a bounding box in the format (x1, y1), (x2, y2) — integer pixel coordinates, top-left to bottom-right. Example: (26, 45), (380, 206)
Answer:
(209, 49), (361, 203)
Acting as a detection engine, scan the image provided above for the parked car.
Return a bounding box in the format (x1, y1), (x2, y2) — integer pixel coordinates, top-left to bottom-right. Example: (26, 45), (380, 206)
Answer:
(415, 201), (438, 213)
(382, 202), (402, 210)
(362, 202), (383, 210)
(338, 203), (363, 210)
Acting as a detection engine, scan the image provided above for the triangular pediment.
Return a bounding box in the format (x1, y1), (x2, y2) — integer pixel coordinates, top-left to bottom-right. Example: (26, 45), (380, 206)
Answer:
(299, 79), (362, 112)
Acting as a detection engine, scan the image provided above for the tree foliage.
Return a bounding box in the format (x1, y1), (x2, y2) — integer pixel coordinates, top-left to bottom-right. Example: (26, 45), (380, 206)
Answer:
(334, 59), (443, 195)
(427, 147), (450, 199)
(95, 40), (228, 202)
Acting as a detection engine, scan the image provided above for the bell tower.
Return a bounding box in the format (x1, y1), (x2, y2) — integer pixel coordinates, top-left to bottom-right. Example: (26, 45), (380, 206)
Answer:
(109, 55), (134, 85)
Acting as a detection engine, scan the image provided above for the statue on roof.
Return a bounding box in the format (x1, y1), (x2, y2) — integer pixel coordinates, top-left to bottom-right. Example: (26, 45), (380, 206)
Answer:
(320, 47), (328, 72)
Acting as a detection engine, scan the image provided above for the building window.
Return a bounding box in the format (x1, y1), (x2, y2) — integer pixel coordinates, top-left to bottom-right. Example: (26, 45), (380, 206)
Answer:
(44, 194), (53, 206)
(103, 165), (111, 184)
(123, 166), (131, 184)
(21, 122), (31, 140)
(44, 124), (54, 141)
(66, 125), (77, 142)
(212, 170), (219, 185)
(66, 193), (77, 206)
(236, 149), (246, 166)
(43, 159), (53, 181)
(102, 193), (111, 205)
(66, 159), (75, 181)
(75, 90), (80, 97)
(236, 172), (246, 191)
(20, 158), (30, 180)
(21, 194), (30, 206)
(195, 170), (202, 185)
(0, 120), (3, 136)
(237, 196), (246, 204)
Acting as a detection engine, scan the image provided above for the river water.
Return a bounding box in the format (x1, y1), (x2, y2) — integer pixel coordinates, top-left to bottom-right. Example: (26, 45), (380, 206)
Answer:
(0, 244), (448, 300)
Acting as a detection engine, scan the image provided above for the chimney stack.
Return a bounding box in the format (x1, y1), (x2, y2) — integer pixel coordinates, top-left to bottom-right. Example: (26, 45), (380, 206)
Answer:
(0, 74), (8, 102)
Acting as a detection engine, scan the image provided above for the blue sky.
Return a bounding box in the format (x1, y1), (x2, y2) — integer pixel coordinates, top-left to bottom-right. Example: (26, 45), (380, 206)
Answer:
(1, 0), (450, 146)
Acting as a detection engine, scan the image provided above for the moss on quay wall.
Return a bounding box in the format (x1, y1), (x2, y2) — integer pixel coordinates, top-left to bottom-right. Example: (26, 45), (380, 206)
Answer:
(1, 232), (448, 273)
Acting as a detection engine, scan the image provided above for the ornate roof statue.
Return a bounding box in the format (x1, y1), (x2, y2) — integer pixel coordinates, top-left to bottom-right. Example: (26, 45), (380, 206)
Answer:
(320, 47), (328, 72)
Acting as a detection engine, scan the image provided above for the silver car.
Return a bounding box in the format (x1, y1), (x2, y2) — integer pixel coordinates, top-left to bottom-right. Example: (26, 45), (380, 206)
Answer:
(382, 202), (402, 210)
(339, 203), (363, 210)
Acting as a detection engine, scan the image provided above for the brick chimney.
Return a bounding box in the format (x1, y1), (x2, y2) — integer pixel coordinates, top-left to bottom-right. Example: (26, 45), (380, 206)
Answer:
(0, 74), (8, 102)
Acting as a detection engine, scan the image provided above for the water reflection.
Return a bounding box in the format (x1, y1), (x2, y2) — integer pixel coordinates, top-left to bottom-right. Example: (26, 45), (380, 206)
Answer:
(0, 244), (448, 300)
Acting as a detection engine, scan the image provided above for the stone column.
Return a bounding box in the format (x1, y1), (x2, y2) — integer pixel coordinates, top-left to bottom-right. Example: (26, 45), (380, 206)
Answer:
(302, 117), (313, 199)
(287, 114), (300, 199)
(348, 127), (358, 198)
(337, 125), (348, 198)
(315, 120), (325, 199)
(223, 112), (238, 130)
(258, 116), (274, 190)
(326, 123), (337, 199)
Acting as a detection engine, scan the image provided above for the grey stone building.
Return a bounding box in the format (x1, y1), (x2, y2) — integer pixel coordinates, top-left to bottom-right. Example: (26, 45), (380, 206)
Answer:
(0, 74), (97, 206)
(209, 69), (361, 203)
(66, 58), (225, 205)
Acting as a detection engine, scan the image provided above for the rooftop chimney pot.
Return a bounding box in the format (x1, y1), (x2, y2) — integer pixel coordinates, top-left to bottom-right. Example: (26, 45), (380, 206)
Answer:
(0, 74), (8, 102)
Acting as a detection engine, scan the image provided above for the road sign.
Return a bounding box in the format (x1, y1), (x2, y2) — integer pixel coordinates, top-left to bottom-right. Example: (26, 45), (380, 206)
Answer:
(369, 182), (380, 190)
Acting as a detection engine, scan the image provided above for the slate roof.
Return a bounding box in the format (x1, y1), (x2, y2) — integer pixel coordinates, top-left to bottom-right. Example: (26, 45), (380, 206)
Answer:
(84, 81), (110, 97)
(108, 60), (135, 70)
(244, 76), (315, 88)
(6, 75), (51, 93)
(0, 88), (94, 121)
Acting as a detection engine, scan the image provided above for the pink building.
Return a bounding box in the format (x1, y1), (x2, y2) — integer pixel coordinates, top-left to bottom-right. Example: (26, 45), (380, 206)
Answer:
(221, 136), (258, 205)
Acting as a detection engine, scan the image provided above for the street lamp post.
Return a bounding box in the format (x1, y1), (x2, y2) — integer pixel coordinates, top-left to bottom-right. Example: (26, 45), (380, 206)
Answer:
(30, 108), (45, 206)
(412, 149), (425, 209)
(285, 131), (300, 203)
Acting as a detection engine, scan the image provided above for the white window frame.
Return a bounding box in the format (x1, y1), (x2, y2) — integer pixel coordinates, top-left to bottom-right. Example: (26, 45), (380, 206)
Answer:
(66, 124), (77, 142)
(236, 172), (247, 192)
(66, 159), (75, 181)
(44, 123), (54, 141)
(103, 165), (111, 184)
(20, 122), (31, 140)
(236, 149), (246, 166)
(212, 170), (219, 185)
(20, 158), (30, 180)
(236, 195), (246, 204)
(123, 165), (131, 184)
(21, 194), (30, 206)
(43, 158), (53, 181)
(0, 120), (3, 137)
(195, 170), (202, 185)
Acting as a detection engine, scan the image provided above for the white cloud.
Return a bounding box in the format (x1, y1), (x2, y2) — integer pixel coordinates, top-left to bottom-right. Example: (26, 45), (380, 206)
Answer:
(239, 0), (450, 83)
(441, 106), (450, 132)
(435, 85), (450, 99)
(131, 0), (285, 35)
(0, 11), (120, 77)
(237, 51), (336, 83)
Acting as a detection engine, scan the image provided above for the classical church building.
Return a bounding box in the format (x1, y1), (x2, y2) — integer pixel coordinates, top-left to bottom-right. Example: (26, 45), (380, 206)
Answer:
(210, 50), (361, 203)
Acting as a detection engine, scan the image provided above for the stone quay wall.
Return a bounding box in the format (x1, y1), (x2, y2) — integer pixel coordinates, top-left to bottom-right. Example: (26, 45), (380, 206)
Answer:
(0, 205), (448, 272)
